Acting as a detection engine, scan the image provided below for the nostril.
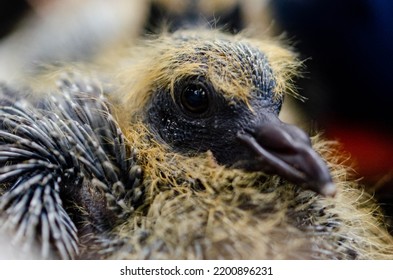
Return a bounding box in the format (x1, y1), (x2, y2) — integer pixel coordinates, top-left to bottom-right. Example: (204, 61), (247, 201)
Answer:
(252, 122), (301, 153)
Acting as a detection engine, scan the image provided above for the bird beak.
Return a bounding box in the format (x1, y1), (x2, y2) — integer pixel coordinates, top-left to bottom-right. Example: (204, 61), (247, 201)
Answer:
(236, 114), (336, 197)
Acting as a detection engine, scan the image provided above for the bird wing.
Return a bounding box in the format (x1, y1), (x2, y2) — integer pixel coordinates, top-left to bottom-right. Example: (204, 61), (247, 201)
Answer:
(0, 76), (142, 259)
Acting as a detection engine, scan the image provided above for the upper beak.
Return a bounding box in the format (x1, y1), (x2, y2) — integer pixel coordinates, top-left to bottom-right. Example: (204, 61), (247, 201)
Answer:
(236, 114), (336, 197)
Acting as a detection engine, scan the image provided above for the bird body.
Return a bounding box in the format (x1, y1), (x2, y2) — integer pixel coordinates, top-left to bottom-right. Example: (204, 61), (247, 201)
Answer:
(108, 119), (393, 260)
(0, 27), (392, 260)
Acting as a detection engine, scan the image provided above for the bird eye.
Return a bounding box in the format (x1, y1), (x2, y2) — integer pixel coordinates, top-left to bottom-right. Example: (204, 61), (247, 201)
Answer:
(180, 83), (210, 115)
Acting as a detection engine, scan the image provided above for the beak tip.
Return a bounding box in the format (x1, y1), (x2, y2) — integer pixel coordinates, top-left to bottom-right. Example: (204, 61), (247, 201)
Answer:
(319, 182), (337, 197)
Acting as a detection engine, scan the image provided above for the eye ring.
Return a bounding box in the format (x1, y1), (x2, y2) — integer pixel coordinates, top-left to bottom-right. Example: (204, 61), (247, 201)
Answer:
(179, 80), (211, 116)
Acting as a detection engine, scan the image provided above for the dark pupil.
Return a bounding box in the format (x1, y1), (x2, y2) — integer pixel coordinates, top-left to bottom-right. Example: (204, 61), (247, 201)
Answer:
(181, 84), (209, 114)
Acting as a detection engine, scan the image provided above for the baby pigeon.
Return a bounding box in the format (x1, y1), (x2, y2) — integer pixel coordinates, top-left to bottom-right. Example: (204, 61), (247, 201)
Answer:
(0, 29), (392, 259)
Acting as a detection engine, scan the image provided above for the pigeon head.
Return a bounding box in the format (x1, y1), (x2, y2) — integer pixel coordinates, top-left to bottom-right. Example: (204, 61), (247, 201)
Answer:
(117, 30), (335, 196)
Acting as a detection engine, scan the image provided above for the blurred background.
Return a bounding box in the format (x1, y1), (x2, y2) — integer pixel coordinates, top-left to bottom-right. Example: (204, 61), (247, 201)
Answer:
(0, 0), (392, 222)
(270, 0), (393, 221)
